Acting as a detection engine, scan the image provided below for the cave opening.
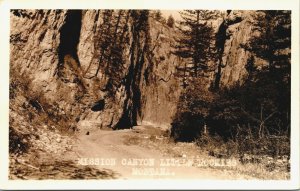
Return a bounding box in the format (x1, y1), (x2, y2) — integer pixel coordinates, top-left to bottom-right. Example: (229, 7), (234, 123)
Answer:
(58, 10), (82, 65)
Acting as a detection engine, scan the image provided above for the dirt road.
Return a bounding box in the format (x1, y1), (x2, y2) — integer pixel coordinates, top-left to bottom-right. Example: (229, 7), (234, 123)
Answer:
(73, 123), (255, 179)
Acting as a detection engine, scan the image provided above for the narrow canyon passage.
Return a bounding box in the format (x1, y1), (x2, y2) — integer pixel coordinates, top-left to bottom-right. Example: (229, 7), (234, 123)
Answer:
(8, 9), (292, 182)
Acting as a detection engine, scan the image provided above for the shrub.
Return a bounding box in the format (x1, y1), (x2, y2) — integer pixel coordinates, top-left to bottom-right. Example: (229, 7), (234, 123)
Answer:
(167, 15), (175, 28)
(10, 63), (76, 136)
(209, 70), (290, 139)
(171, 111), (204, 142)
(171, 78), (214, 142)
(171, 68), (290, 158)
(9, 125), (30, 154)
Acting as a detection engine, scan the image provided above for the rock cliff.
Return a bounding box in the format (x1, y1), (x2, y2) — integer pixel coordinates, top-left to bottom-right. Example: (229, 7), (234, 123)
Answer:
(10, 10), (261, 130)
(213, 10), (267, 89)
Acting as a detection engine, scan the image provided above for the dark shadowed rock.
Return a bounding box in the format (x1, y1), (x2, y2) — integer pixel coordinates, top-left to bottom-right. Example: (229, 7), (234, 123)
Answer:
(91, 99), (105, 112)
(10, 10), (261, 131)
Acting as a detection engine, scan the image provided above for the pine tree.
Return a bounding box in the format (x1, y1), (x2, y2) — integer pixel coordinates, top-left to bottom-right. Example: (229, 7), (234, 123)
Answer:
(173, 10), (218, 81)
(167, 14), (175, 28)
(154, 10), (163, 22)
(90, 10), (131, 93)
(241, 10), (291, 135)
(171, 10), (220, 141)
(244, 10), (291, 84)
(92, 10), (114, 78)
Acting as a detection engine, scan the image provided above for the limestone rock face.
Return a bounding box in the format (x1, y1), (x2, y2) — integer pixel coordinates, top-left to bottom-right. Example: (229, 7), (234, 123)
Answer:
(10, 10), (66, 96)
(139, 19), (182, 129)
(10, 10), (261, 130)
(216, 10), (267, 88)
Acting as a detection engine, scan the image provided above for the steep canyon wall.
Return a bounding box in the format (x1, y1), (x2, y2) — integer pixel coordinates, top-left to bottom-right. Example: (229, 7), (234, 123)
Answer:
(10, 10), (262, 130)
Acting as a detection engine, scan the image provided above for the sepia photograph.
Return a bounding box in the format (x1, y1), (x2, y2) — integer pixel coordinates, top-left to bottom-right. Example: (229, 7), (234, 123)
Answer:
(1, 0), (299, 189)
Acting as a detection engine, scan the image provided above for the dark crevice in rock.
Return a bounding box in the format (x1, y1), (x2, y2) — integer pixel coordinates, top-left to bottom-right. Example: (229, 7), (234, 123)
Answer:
(11, 10), (34, 19)
(91, 99), (105, 112)
(29, 99), (43, 112)
(38, 30), (47, 42)
(227, 16), (242, 26)
(57, 10), (82, 72)
(213, 18), (229, 90)
(114, 11), (150, 129)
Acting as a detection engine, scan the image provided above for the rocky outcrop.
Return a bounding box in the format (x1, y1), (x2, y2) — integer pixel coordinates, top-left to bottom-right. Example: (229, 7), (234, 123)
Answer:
(213, 10), (267, 88)
(10, 10), (183, 130)
(10, 10), (263, 130)
(139, 19), (182, 129)
(10, 10), (65, 94)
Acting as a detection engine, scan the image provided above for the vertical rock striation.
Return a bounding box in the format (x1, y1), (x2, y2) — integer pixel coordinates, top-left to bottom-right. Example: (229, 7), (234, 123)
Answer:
(214, 10), (267, 88)
(10, 10), (263, 130)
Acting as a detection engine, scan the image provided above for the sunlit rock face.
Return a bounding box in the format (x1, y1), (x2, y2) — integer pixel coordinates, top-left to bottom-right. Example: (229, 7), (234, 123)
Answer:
(10, 10), (261, 130)
(215, 10), (267, 88)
